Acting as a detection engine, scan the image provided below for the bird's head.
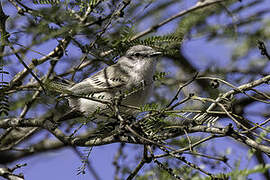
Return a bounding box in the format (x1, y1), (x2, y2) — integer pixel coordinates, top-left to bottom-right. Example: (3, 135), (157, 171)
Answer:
(125, 45), (162, 59)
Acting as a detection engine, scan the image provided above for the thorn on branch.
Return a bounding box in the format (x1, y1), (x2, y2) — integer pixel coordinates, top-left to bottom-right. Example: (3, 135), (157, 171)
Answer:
(96, 17), (103, 26)
(222, 156), (228, 164)
(119, 11), (124, 17)
(257, 40), (270, 60)
(123, 0), (131, 5)
(210, 79), (219, 89)
(145, 156), (152, 163)
(18, 9), (25, 15)
(32, 59), (38, 66)
(152, 25), (159, 31)
(10, 163), (27, 172)
(224, 123), (234, 135)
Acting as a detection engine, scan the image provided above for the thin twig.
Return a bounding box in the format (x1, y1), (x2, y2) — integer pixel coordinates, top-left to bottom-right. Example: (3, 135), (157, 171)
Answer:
(166, 72), (198, 108)
(147, 146), (184, 180)
(198, 76), (270, 104)
(113, 143), (125, 180)
(126, 146), (148, 180)
(155, 134), (219, 158)
(131, 0), (227, 40)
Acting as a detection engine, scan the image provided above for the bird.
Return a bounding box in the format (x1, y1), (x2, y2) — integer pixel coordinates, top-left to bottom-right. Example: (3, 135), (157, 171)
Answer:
(53, 45), (162, 120)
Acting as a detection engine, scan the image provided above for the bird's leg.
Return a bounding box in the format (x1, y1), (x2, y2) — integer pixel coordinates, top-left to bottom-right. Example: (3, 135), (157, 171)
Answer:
(139, 80), (146, 90)
(112, 92), (126, 129)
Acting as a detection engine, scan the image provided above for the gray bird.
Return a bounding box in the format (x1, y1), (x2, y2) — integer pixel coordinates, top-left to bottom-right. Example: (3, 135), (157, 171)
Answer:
(64, 45), (162, 119)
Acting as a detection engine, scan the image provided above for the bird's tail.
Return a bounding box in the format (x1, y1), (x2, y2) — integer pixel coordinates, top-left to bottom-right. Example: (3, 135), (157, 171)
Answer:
(180, 112), (219, 125)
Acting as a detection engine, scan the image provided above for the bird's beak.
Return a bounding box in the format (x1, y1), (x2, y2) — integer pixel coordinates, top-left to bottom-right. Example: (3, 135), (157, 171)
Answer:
(150, 51), (162, 57)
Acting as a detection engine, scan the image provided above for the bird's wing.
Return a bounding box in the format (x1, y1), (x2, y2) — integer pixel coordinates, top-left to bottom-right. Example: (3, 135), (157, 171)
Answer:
(69, 64), (129, 95)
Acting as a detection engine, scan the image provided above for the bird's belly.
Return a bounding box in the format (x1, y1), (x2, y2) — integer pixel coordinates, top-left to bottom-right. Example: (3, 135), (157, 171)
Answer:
(124, 84), (153, 107)
(74, 85), (153, 118)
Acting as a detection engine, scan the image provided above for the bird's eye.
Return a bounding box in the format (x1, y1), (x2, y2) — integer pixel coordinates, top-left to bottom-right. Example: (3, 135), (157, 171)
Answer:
(134, 52), (141, 57)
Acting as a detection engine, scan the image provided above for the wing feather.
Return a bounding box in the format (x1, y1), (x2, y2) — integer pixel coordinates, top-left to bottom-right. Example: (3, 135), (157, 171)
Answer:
(69, 64), (129, 95)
